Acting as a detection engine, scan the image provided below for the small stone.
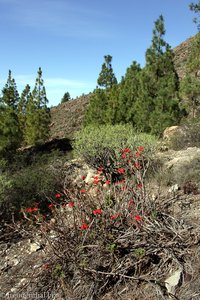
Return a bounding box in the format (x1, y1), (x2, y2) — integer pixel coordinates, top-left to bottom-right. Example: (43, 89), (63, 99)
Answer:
(30, 242), (41, 253)
(165, 269), (182, 295)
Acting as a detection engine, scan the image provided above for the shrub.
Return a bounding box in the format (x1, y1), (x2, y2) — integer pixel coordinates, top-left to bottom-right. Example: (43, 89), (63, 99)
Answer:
(0, 151), (67, 223)
(73, 124), (158, 163)
(18, 147), (196, 300)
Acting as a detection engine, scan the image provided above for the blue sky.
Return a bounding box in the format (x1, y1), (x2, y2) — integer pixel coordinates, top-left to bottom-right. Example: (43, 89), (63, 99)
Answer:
(0, 0), (198, 107)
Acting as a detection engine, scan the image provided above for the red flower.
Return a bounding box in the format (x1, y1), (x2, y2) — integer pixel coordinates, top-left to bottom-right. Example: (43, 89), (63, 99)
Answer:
(32, 207), (38, 212)
(135, 151), (141, 157)
(80, 223), (89, 230)
(48, 203), (54, 208)
(121, 153), (126, 159)
(137, 183), (143, 189)
(97, 167), (104, 171)
(55, 193), (61, 198)
(93, 208), (103, 215)
(128, 199), (135, 206)
(93, 176), (100, 184)
(110, 213), (120, 219)
(134, 215), (143, 221)
(81, 175), (86, 180)
(105, 180), (111, 185)
(80, 189), (86, 193)
(25, 207), (33, 213)
(138, 146), (144, 152)
(121, 148), (131, 153)
(134, 162), (141, 169)
(68, 202), (75, 208)
(117, 168), (125, 174)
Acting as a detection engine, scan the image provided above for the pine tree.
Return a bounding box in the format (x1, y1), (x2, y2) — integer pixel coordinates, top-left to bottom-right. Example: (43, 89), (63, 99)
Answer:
(97, 55), (117, 89)
(0, 71), (22, 154)
(17, 84), (31, 141)
(0, 106), (21, 155)
(32, 67), (48, 108)
(135, 15), (182, 135)
(24, 68), (51, 145)
(1, 70), (19, 109)
(24, 95), (39, 145)
(116, 61), (141, 125)
(84, 88), (109, 125)
(84, 55), (117, 126)
(105, 84), (120, 124)
(61, 92), (71, 103)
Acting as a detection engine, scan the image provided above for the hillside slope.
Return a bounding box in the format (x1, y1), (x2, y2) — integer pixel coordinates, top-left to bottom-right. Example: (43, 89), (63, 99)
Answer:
(50, 94), (91, 139)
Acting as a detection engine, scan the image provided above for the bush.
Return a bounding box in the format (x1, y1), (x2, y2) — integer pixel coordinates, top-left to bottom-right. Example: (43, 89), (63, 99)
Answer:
(19, 147), (196, 300)
(0, 151), (67, 222)
(73, 124), (158, 163)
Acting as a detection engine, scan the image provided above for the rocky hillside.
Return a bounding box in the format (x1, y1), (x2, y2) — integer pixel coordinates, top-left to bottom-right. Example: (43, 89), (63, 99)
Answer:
(50, 93), (91, 139)
(49, 35), (197, 140)
(173, 35), (196, 79)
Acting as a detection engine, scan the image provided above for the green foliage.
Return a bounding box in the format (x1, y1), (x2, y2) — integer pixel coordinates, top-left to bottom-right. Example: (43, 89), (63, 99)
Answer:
(24, 68), (51, 145)
(97, 55), (117, 89)
(85, 55), (118, 126)
(135, 15), (183, 135)
(73, 124), (158, 160)
(0, 71), (22, 154)
(17, 84), (31, 141)
(84, 88), (109, 126)
(117, 61), (141, 125)
(105, 84), (120, 124)
(32, 67), (48, 108)
(0, 70), (19, 109)
(0, 106), (22, 155)
(61, 92), (71, 103)
(0, 151), (65, 221)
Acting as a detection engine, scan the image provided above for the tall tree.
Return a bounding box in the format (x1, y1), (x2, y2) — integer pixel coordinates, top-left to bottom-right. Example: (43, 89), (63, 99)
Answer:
(0, 106), (21, 155)
(1, 70), (19, 109)
(0, 71), (22, 154)
(24, 68), (51, 145)
(135, 15), (183, 135)
(32, 67), (48, 108)
(17, 84), (31, 140)
(97, 55), (117, 89)
(24, 95), (39, 145)
(84, 55), (117, 126)
(116, 61), (141, 125)
(84, 88), (109, 125)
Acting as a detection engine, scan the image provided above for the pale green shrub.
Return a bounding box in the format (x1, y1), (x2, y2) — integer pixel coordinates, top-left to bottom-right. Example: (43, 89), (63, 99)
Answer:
(73, 124), (158, 160)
